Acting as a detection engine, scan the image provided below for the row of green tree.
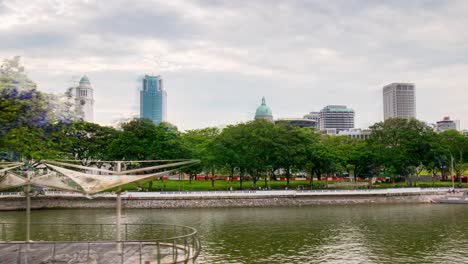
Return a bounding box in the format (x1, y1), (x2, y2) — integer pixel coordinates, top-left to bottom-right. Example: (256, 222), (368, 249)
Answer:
(1, 57), (468, 188)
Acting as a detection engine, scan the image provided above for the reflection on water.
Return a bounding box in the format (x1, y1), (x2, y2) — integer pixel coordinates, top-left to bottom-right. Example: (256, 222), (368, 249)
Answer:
(1, 204), (467, 263)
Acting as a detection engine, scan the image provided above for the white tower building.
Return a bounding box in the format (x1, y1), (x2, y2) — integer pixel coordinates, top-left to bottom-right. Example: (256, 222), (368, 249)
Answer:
(383, 83), (416, 120)
(70, 75), (94, 122)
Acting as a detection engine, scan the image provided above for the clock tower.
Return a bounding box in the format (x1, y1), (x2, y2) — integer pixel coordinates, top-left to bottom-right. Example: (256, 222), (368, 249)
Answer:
(72, 75), (94, 122)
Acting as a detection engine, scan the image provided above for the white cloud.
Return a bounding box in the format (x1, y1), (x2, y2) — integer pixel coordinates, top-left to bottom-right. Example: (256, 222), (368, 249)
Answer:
(1, 0), (468, 130)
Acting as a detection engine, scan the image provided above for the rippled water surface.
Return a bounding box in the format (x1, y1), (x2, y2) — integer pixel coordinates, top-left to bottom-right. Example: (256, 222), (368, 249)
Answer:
(1, 204), (467, 263)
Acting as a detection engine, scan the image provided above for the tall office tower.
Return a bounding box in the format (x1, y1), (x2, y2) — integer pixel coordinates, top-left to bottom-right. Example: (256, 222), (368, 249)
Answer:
(68, 75), (94, 123)
(319, 105), (355, 132)
(140, 75), (167, 124)
(383, 83), (416, 120)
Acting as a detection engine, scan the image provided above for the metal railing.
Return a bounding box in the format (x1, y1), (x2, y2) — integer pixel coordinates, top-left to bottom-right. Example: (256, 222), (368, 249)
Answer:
(0, 223), (200, 264)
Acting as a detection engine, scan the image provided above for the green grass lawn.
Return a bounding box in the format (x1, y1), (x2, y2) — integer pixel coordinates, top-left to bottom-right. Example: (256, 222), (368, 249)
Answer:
(115, 179), (464, 192)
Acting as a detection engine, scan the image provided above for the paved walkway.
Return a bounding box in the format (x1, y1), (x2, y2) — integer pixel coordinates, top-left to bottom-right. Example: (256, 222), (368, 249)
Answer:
(0, 188), (454, 199)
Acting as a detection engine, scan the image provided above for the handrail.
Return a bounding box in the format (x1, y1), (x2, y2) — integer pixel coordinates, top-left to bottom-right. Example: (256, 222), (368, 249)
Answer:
(0, 223), (200, 264)
(0, 223), (197, 243)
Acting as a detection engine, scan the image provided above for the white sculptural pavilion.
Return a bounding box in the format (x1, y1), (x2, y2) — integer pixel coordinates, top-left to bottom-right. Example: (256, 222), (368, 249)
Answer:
(0, 159), (199, 194)
(0, 159), (200, 245)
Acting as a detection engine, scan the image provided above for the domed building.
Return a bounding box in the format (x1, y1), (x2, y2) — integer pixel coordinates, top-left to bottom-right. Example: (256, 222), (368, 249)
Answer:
(254, 97), (273, 122)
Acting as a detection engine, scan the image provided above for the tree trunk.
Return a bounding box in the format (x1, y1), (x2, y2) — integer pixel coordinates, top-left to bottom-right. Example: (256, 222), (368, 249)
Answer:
(460, 152), (464, 188)
(326, 173), (329, 188)
(309, 170), (313, 190)
(240, 170), (244, 190)
(271, 170), (277, 181)
(406, 175), (411, 187)
(264, 172), (268, 189)
(286, 166), (290, 187)
(149, 181), (153, 191)
(458, 171), (463, 188)
(211, 170), (215, 189)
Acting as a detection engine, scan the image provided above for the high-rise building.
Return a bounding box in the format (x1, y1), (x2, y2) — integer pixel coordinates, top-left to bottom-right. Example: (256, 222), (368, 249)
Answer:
(68, 75), (94, 123)
(383, 83), (416, 120)
(140, 75), (167, 125)
(319, 105), (354, 132)
(436, 117), (458, 132)
(254, 97), (273, 122)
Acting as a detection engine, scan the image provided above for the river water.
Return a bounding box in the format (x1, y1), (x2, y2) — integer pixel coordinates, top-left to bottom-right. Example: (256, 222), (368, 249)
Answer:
(1, 204), (467, 263)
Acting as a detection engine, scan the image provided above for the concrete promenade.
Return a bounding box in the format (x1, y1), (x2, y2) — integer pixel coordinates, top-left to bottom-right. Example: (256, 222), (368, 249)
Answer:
(0, 188), (455, 211)
(0, 187), (452, 198)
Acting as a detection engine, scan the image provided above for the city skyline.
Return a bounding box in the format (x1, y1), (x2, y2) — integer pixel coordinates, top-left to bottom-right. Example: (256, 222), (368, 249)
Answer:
(1, 0), (467, 130)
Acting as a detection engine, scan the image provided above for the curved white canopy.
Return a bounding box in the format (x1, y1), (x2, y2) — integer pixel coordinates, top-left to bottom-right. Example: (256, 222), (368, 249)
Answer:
(0, 160), (200, 194)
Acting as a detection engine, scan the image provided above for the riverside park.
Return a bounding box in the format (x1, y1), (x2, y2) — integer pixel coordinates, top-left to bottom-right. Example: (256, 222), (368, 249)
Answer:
(3, 0), (468, 263)
(1, 159), (468, 263)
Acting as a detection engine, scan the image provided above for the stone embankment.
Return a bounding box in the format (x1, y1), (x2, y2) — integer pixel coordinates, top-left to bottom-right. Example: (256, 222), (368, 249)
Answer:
(0, 188), (450, 211)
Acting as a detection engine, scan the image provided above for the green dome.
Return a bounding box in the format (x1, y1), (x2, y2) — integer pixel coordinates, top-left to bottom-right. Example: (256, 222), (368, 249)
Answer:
(255, 97), (273, 120)
(79, 75), (90, 84)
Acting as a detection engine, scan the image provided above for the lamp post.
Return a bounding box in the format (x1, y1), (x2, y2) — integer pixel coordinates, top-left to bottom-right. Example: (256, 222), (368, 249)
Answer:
(25, 171), (31, 243)
(116, 161), (122, 254)
(451, 155), (455, 189)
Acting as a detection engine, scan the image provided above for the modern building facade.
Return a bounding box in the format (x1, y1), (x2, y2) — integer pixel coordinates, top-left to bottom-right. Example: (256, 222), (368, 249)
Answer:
(140, 75), (167, 125)
(303, 112), (320, 123)
(436, 117), (458, 132)
(383, 83), (416, 120)
(254, 97), (273, 122)
(68, 75), (94, 123)
(319, 105), (355, 132)
(337, 128), (372, 140)
(276, 118), (318, 128)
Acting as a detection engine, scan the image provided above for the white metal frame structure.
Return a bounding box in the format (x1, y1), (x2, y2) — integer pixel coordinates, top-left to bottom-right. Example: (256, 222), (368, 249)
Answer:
(0, 159), (201, 263)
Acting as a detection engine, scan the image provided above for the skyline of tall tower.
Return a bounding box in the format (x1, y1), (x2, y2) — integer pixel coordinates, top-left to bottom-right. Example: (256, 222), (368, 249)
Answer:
(140, 75), (167, 125)
(69, 75), (94, 123)
(383, 83), (416, 120)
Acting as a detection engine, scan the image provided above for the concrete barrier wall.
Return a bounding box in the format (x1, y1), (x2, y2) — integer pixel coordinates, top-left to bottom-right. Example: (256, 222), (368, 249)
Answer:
(0, 193), (446, 211)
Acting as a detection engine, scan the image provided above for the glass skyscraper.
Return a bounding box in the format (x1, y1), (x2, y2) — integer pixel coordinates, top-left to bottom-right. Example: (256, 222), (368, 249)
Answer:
(140, 75), (167, 124)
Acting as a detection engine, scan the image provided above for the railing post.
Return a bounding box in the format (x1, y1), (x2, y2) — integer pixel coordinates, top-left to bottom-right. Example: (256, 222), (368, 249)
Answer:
(157, 242), (161, 264)
(52, 243), (56, 263)
(173, 239), (176, 262)
(116, 161), (122, 254)
(87, 242), (90, 264)
(139, 242), (142, 264)
(25, 175), (31, 242)
(192, 237), (195, 259)
(185, 237), (188, 259)
(17, 244), (21, 264)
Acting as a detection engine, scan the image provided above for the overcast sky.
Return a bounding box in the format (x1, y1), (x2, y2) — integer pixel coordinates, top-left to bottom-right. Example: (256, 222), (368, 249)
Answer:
(1, 0), (467, 130)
